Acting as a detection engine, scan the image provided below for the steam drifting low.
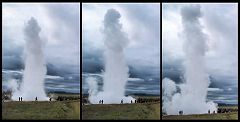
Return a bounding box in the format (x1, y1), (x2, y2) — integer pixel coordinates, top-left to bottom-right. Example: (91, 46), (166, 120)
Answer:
(87, 9), (135, 104)
(163, 5), (218, 115)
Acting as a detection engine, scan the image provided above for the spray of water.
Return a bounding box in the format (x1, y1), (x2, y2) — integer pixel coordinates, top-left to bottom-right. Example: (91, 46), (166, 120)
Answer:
(163, 5), (217, 115)
(7, 79), (20, 99)
(11, 17), (48, 101)
(86, 77), (98, 98)
(87, 9), (135, 104)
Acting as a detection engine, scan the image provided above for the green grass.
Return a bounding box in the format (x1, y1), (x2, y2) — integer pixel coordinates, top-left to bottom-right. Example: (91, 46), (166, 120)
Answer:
(2, 100), (80, 120)
(219, 106), (238, 110)
(162, 106), (238, 120)
(82, 102), (160, 120)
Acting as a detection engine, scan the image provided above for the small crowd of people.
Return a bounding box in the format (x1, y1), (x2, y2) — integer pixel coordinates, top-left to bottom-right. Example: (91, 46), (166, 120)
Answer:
(177, 108), (238, 115)
(97, 99), (137, 104)
(99, 100), (104, 104)
(178, 110), (217, 115)
(81, 97), (160, 105)
(17, 97), (52, 101)
(18, 97), (23, 101)
(208, 109), (216, 114)
(178, 109), (225, 115)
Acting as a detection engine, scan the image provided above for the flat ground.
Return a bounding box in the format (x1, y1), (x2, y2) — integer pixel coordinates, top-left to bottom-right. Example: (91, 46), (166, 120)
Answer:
(82, 102), (160, 120)
(162, 106), (238, 120)
(2, 100), (80, 120)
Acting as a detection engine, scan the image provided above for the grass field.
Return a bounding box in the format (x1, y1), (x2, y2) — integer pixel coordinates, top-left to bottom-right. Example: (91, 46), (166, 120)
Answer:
(2, 94), (237, 120)
(2, 100), (80, 120)
(82, 102), (160, 120)
(162, 106), (238, 120)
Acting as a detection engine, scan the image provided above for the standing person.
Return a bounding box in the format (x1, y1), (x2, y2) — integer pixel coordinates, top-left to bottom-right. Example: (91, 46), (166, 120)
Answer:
(35, 97), (38, 101)
(131, 100), (132, 103)
(19, 97), (20, 101)
(21, 97), (22, 101)
(102, 100), (104, 104)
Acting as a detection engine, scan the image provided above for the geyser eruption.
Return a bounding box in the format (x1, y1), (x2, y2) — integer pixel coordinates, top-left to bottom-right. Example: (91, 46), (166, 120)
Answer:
(87, 9), (135, 104)
(11, 17), (48, 101)
(163, 5), (217, 115)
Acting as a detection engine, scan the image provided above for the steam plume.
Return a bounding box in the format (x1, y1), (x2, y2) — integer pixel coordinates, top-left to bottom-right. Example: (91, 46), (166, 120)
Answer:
(11, 17), (48, 101)
(87, 9), (135, 104)
(163, 5), (217, 115)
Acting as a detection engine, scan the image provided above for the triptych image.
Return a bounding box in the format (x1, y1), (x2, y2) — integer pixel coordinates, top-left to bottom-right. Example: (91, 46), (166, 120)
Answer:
(2, 2), (238, 120)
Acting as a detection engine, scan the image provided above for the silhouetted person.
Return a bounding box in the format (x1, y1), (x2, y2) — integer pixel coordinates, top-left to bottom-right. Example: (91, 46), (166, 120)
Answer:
(121, 99), (123, 104)
(135, 100), (137, 103)
(131, 100), (132, 103)
(35, 97), (38, 101)
(49, 98), (51, 101)
(19, 97), (20, 101)
(21, 97), (22, 101)
(102, 100), (104, 104)
(208, 109), (210, 114)
(179, 110), (183, 115)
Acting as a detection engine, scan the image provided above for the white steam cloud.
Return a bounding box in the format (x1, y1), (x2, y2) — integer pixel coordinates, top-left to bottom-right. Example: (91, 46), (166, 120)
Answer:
(163, 5), (218, 115)
(87, 9), (135, 104)
(86, 77), (98, 98)
(7, 79), (20, 98)
(11, 17), (48, 101)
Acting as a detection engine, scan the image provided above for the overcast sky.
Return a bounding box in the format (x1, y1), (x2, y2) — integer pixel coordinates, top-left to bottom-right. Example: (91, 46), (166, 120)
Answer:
(82, 3), (160, 80)
(163, 3), (238, 86)
(2, 3), (80, 76)
(3, 3), (236, 87)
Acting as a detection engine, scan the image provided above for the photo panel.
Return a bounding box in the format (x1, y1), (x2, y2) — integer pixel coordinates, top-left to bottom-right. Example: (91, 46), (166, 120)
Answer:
(162, 3), (238, 120)
(2, 2), (80, 120)
(82, 3), (161, 120)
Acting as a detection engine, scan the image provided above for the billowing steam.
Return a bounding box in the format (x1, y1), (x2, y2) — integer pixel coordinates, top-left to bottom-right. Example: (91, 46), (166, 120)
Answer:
(163, 5), (217, 115)
(86, 77), (98, 98)
(11, 17), (48, 101)
(87, 9), (135, 104)
(7, 79), (20, 98)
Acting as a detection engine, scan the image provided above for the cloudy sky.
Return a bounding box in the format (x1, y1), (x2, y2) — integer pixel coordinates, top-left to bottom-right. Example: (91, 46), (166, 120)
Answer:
(2, 3), (80, 77)
(163, 3), (238, 89)
(82, 3), (160, 81)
